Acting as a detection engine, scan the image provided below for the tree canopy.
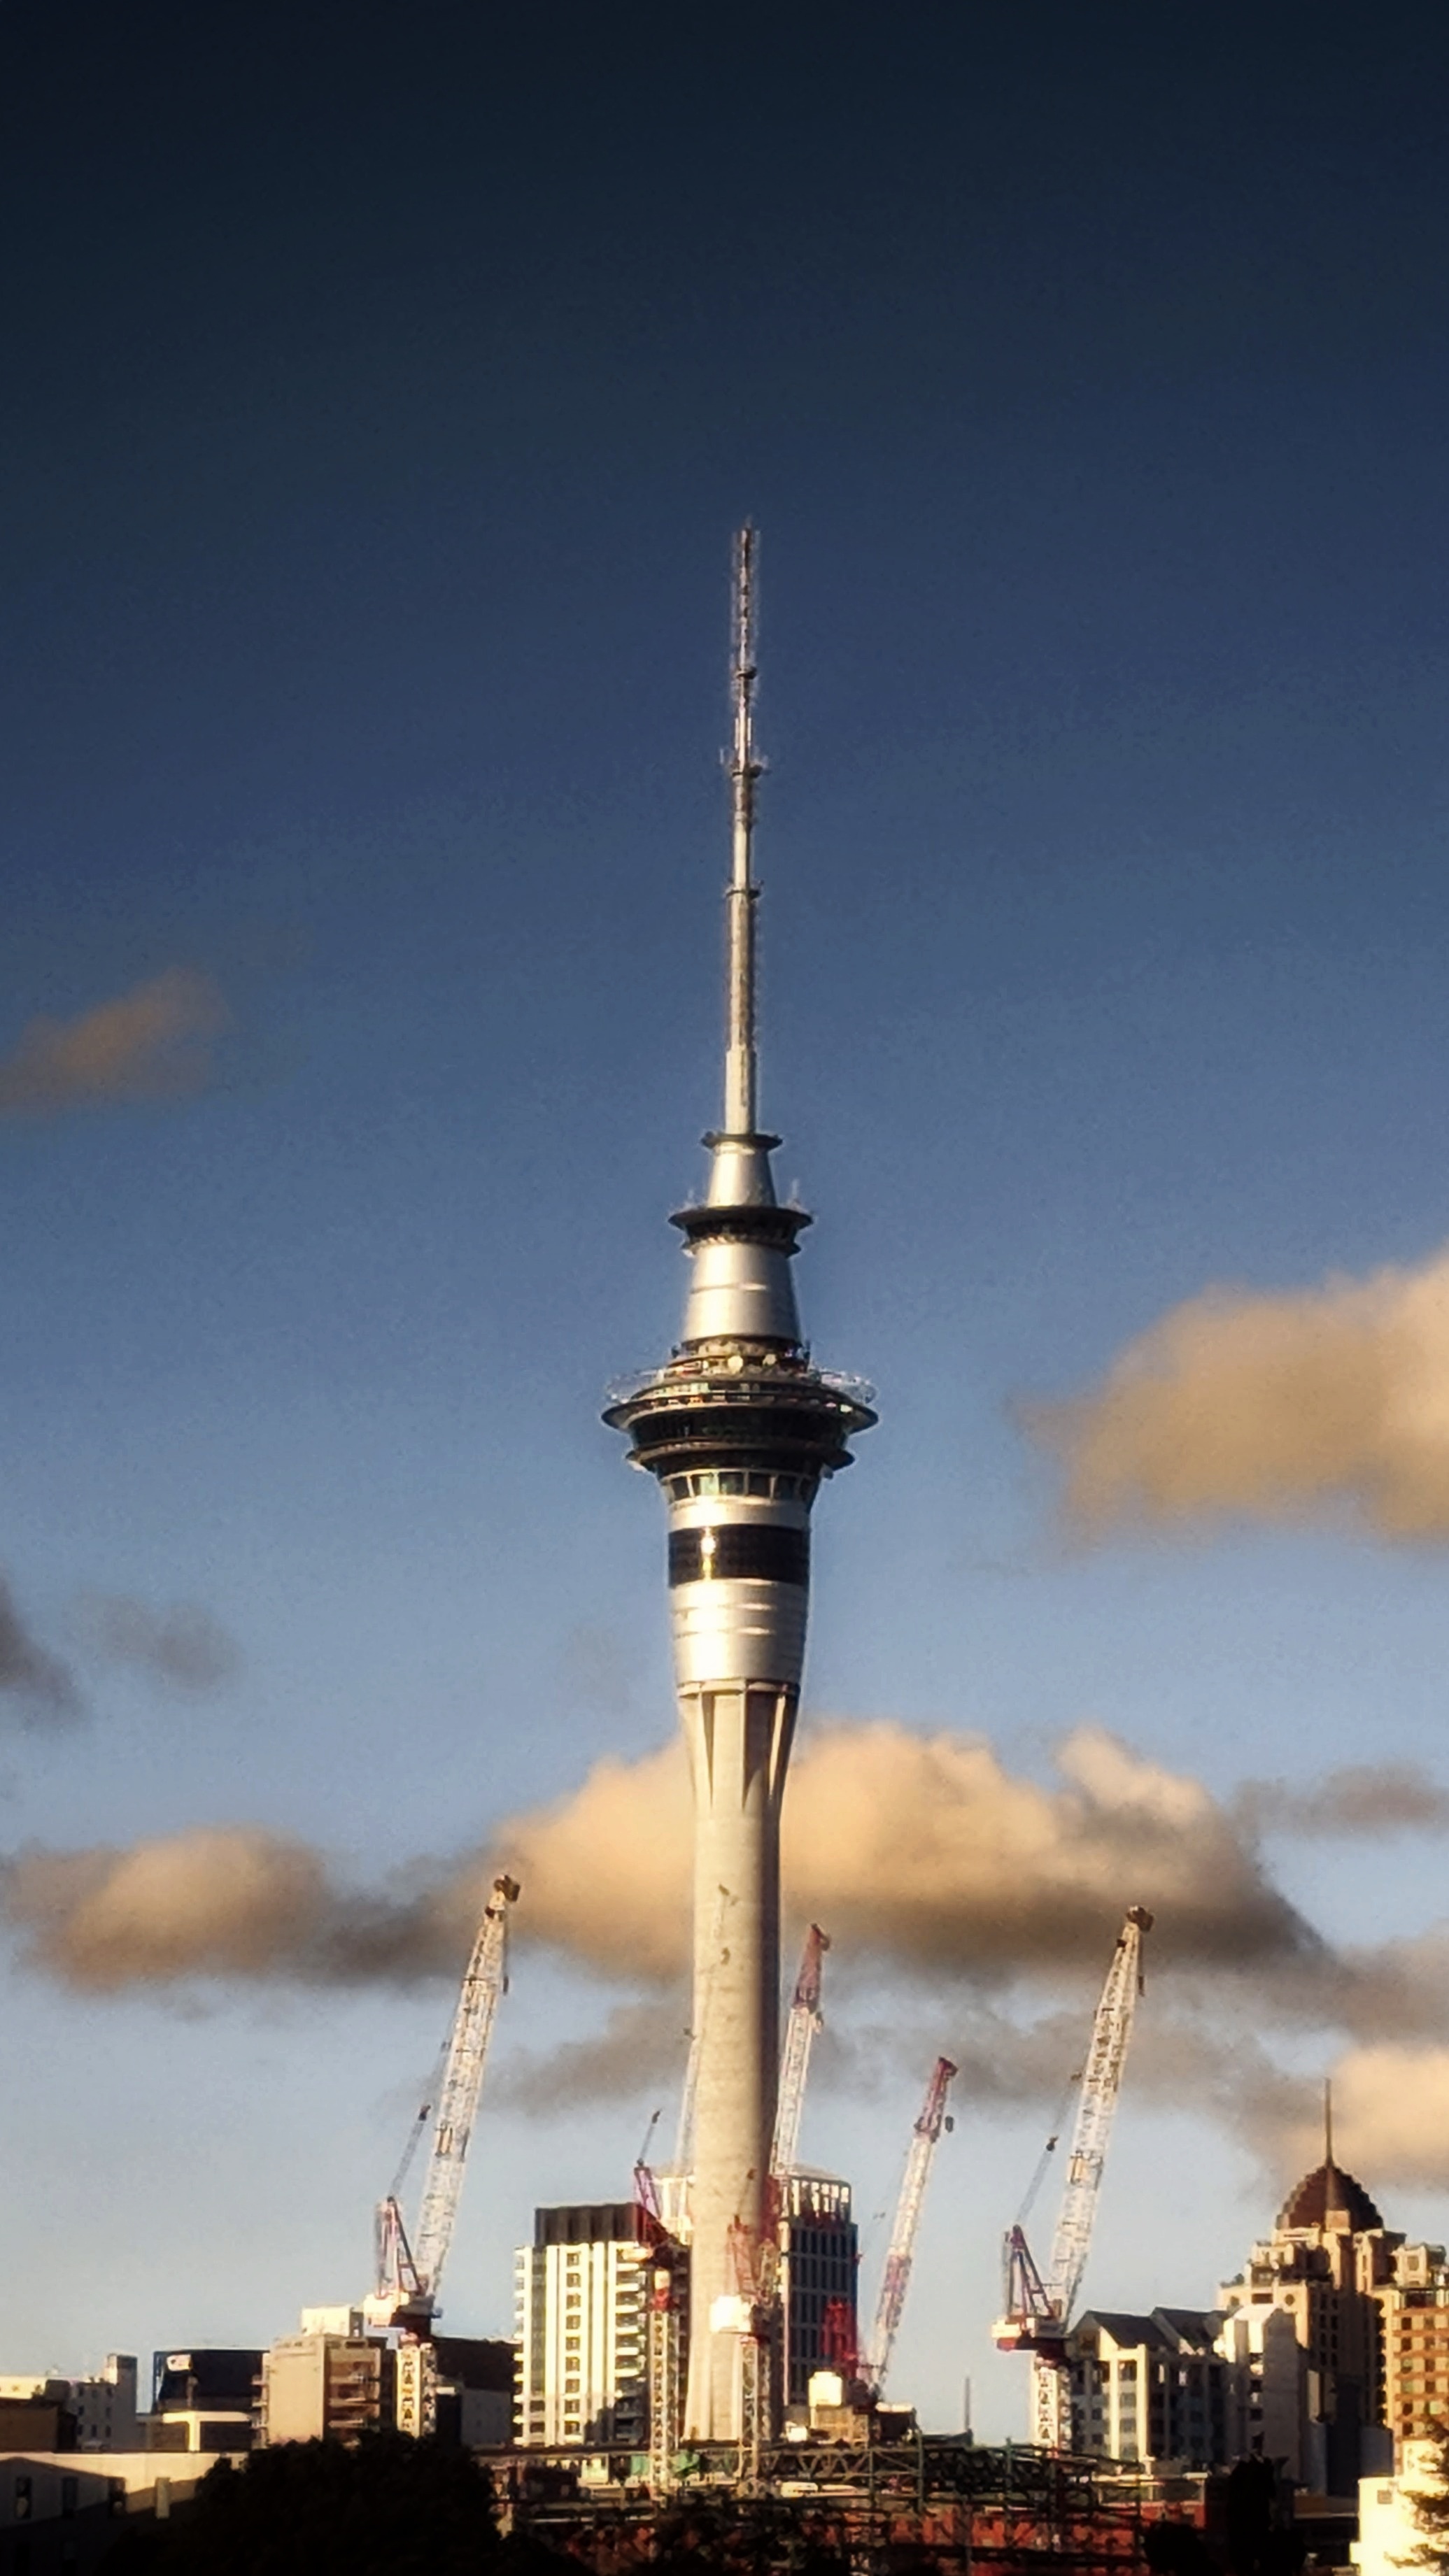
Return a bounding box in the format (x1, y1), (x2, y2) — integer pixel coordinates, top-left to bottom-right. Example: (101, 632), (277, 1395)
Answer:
(102, 2434), (498, 2576)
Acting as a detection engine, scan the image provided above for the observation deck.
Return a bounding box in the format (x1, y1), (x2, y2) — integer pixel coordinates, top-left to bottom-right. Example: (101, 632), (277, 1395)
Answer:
(604, 1349), (876, 1487)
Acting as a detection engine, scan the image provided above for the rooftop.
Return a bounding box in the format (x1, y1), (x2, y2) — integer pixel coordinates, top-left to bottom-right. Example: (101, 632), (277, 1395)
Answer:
(1277, 2161), (1384, 2234)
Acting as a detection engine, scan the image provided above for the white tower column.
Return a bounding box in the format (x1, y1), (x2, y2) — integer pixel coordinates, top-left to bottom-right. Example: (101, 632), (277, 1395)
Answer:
(678, 1679), (793, 2435)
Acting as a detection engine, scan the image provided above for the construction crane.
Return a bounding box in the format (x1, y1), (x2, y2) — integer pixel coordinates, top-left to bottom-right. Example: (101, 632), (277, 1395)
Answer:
(726, 2209), (784, 2491)
(632, 2107), (668, 2246)
(643, 1922), (828, 2489)
(994, 1904), (1153, 2449)
(865, 2054), (958, 2397)
(372, 1873), (521, 2331)
(630, 2107), (689, 2498)
(674, 1883), (732, 2181)
(771, 1923), (828, 2177)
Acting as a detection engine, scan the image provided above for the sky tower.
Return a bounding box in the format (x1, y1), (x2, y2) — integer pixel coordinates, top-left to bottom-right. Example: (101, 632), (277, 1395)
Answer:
(605, 530), (876, 2445)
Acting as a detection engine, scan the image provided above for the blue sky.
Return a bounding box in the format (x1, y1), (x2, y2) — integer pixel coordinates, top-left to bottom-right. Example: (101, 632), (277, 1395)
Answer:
(6, 0), (1449, 2437)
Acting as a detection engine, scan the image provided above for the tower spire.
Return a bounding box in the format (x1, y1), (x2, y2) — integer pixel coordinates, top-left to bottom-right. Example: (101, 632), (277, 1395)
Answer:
(723, 525), (763, 1139)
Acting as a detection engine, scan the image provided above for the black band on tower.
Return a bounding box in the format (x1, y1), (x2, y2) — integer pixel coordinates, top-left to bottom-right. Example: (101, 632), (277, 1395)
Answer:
(668, 1524), (810, 1588)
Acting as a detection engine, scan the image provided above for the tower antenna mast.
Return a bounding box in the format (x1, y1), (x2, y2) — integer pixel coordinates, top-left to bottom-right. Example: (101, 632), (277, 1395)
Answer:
(724, 524), (763, 1139)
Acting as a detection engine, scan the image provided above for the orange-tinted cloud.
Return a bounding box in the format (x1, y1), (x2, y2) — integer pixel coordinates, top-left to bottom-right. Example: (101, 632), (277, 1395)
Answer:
(0, 968), (228, 1114)
(1026, 1243), (1449, 1543)
(0, 1723), (1315, 1993)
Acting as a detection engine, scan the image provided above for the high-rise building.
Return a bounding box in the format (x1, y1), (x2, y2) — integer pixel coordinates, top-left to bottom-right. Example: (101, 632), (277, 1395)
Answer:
(1217, 2150), (1400, 2491)
(0, 2356), (140, 2454)
(70, 2355), (139, 2452)
(605, 538), (875, 2443)
(1367, 2239), (1449, 2457)
(514, 2203), (650, 2450)
(778, 2175), (858, 2410)
(150, 2349), (260, 2454)
(259, 2319), (393, 2448)
(1064, 2309), (1251, 2468)
(510, 2174), (856, 2452)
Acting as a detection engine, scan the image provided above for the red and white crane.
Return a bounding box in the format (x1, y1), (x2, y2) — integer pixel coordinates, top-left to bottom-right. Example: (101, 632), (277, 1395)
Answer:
(865, 2054), (958, 2397)
(371, 1872), (521, 2330)
(646, 1924), (833, 2486)
(994, 1903), (1153, 2449)
(771, 1923), (829, 2179)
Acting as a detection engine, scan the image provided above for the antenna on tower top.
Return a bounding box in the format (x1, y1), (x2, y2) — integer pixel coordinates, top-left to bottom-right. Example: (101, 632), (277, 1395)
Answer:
(723, 525), (763, 1137)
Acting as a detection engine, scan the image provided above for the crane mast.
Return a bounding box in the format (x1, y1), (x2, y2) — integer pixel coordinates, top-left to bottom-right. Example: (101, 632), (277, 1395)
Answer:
(867, 2054), (957, 2396)
(646, 1921), (830, 2489)
(771, 1923), (828, 2177)
(411, 1873), (520, 2305)
(373, 1874), (520, 2332)
(994, 1904), (1153, 2449)
(1046, 1903), (1152, 2326)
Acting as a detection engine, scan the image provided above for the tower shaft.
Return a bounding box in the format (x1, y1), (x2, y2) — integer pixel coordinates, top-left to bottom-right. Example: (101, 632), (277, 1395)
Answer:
(681, 1680), (791, 2434)
(606, 530), (875, 2445)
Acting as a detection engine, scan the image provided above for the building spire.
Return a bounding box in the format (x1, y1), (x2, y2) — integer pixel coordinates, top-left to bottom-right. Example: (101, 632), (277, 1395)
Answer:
(723, 525), (763, 1139)
(1324, 2075), (1334, 2170)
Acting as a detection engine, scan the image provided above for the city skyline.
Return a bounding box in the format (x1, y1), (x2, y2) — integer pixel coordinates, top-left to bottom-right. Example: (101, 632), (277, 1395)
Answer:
(6, 1), (1449, 2444)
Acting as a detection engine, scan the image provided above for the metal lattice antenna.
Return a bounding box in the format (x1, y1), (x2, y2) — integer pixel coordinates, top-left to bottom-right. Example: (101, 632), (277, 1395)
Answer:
(723, 525), (763, 1138)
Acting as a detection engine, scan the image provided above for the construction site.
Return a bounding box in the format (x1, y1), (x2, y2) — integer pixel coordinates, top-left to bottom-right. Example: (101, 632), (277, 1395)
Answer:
(334, 541), (1154, 2495)
(263, 537), (1416, 2569)
(3, 539), (1439, 2576)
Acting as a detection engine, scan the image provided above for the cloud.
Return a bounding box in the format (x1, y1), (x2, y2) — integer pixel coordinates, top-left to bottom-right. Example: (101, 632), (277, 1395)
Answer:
(3, 1833), (326, 1988)
(1235, 1763), (1449, 1840)
(0, 1721), (1317, 1996)
(16, 1703), (1449, 2240)
(498, 1741), (691, 1981)
(1322, 2047), (1449, 2189)
(1026, 1241), (1449, 1543)
(0, 1574), (81, 1724)
(72, 1595), (242, 1693)
(487, 1723), (1320, 1990)
(0, 968), (228, 1115)
(1332, 1924), (1449, 2049)
(0, 1830), (475, 1991)
(779, 1722), (1313, 1981)
(495, 1992), (691, 2116)
(11, 1716), (1449, 2221)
